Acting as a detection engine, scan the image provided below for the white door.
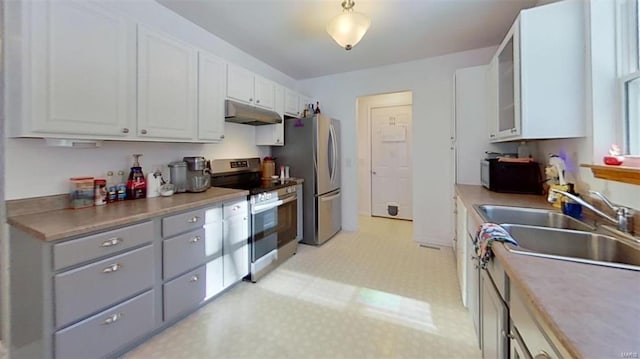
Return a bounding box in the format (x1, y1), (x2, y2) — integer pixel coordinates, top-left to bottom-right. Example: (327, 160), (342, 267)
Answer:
(371, 105), (413, 220)
(198, 51), (226, 142)
(31, 1), (135, 136)
(137, 26), (197, 140)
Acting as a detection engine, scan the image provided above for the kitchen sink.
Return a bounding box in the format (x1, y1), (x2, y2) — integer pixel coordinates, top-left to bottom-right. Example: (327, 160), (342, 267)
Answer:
(475, 204), (595, 231)
(500, 224), (640, 271)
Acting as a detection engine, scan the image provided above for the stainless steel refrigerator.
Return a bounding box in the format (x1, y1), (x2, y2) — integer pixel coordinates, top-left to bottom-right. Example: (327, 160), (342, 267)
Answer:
(273, 114), (341, 245)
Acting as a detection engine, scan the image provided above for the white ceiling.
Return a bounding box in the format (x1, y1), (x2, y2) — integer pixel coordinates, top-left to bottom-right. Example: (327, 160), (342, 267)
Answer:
(157, 0), (538, 80)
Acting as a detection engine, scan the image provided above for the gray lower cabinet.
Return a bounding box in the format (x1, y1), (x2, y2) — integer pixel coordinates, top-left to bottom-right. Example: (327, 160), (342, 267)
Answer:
(162, 228), (207, 280)
(55, 290), (155, 359)
(54, 245), (155, 328)
(163, 266), (206, 321)
(9, 195), (249, 359)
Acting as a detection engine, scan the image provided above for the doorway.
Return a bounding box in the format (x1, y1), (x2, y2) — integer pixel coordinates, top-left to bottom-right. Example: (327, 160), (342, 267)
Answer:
(370, 105), (412, 219)
(356, 91), (413, 221)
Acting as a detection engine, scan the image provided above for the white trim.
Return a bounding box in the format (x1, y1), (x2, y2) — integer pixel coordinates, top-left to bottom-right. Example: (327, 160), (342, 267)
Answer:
(621, 71), (640, 153)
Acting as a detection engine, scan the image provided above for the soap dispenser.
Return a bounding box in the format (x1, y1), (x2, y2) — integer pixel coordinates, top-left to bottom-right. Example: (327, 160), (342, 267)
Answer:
(126, 154), (147, 199)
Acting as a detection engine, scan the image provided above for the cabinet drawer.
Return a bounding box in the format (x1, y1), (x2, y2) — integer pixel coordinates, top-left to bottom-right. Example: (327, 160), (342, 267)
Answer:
(162, 208), (206, 238)
(163, 228), (206, 280)
(55, 290), (155, 359)
(53, 221), (153, 271)
(54, 245), (154, 329)
(163, 266), (206, 322)
(224, 198), (247, 219)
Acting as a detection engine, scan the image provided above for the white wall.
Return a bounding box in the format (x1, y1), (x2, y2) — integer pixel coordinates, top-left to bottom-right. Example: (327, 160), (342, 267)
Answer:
(3, 0), (302, 199)
(300, 46), (496, 246)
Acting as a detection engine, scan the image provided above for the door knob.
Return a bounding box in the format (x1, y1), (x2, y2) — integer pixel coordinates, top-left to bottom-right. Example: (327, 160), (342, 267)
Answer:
(372, 171), (377, 175)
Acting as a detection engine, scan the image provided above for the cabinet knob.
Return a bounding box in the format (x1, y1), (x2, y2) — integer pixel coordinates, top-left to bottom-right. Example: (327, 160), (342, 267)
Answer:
(102, 263), (122, 273)
(189, 275), (200, 282)
(121, 128), (129, 134)
(220, 135), (225, 139)
(511, 128), (517, 133)
(490, 134), (495, 138)
(256, 99), (260, 104)
(249, 98), (253, 102)
(276, 138), (281, 143)
(102, 312), (123, 325)
(140, 129), (148, 135)
(190, 236), (200, 243)
(100, 237), (122, 248)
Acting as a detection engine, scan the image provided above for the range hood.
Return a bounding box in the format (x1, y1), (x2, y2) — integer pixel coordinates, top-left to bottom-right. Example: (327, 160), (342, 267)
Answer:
(224, 100), (282, 126)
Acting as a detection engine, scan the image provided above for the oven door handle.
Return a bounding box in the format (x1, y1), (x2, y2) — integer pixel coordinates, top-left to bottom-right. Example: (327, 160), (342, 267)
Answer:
(280, 195), (297, 205)
(252, 201), (283, 214)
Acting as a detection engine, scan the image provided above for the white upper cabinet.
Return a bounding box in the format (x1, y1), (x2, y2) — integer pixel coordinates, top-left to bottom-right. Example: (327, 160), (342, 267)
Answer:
(7, 1), (136, 138)
(137, 25), (198, 140)
(284, 88), (301, 117)
(253, 75), (276, 110)
(226, 64), (275, 111)
(256, 85), (284, 146)
(487, 0), (585, 142)
(198, 51), (226, 142)
(486, 57), (499, 140)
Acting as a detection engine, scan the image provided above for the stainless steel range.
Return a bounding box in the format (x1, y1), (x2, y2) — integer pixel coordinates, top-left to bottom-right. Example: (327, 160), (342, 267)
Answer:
(210, 158), (298, 282)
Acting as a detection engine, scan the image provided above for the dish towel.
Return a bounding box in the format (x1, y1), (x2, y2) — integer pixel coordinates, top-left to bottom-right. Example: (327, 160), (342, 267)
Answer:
(474, 223), (518, 269)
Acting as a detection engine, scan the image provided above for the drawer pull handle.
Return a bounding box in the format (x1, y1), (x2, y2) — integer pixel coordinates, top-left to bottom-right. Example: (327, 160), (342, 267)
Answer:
(534, 351), (551, 359)
(187, 216), (200, 223)
(102, 312), (123, 325)
(189, 275), (199, 282)
(102, 263), (122, 273)
(233, 205), (241, 211)
(100, 237), (122, 247)
(190, 236), (201, 243)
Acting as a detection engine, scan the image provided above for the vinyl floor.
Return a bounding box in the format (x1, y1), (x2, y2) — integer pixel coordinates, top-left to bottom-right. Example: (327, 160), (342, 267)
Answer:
(125, 216), (481, 359)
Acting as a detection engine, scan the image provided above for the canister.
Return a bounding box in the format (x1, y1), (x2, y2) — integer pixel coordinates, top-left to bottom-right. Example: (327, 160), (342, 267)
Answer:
(168, 161), (187, 193)
(69, 177), (95, 209)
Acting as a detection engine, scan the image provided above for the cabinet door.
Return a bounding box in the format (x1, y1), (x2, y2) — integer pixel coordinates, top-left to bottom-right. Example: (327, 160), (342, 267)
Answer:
(137, 26), (197, 140)
(226, 64), (254, 104)
(284, 88), (301, 117)
(255, 85), (284, 146)
(486, 57), (499, 141)
(481, 270), (508, 359)
(30, 1), (135, 136)
(198, 51), (226, 142)
(496, 20), (521, 139)
(254, 75), (275, 110)
(223, 214), (249, 287)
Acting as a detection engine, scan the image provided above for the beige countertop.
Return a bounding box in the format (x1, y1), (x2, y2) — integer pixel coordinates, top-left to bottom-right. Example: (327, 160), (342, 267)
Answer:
(7, 187), (249, 241)
(456, 184), (640, 359)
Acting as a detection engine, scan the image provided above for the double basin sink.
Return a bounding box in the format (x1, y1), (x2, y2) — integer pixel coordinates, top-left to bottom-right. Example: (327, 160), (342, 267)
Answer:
(475, 205), (640, 271)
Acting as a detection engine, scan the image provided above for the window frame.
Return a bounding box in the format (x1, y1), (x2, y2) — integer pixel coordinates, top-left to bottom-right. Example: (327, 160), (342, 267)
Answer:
(617, 0), (640, 154)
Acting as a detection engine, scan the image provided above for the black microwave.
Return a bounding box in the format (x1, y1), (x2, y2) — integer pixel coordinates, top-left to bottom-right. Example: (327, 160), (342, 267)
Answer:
(480, 159), (543, 194)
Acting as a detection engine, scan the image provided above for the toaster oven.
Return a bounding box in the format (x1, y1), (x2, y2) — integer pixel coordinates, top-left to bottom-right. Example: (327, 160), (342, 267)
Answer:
(481, 159), (543, 194)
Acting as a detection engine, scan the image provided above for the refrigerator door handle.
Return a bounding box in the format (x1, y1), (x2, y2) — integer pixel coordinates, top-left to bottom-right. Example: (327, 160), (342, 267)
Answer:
(320, 191), (341, 201)
(328, 123), (337, 184)
(332, 124), (338, 184)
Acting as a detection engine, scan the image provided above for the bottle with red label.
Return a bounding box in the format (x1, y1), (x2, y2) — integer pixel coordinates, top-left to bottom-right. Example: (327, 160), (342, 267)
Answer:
(126, 154), (147, 199)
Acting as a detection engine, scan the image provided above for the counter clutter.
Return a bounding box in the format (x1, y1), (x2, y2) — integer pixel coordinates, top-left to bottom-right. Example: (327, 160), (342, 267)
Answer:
(456, 184), (640, 359)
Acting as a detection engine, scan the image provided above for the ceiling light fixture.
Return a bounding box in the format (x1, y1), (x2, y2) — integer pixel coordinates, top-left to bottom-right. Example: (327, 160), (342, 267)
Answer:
(326, 0), (371, 51)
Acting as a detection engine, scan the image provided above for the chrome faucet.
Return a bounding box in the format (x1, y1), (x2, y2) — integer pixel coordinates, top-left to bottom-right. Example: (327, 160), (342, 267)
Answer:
(551, 189), (635, 234)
